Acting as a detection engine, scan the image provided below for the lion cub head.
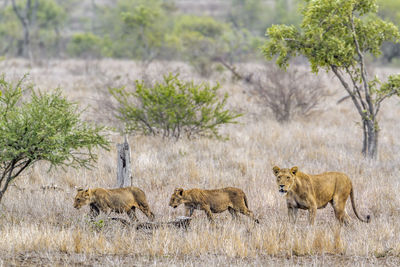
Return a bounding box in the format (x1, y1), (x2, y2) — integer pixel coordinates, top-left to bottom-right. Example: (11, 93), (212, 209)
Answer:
(169, 188), (184, 208)
(73, 188), (92, 209)
(272, 166), (298, 195)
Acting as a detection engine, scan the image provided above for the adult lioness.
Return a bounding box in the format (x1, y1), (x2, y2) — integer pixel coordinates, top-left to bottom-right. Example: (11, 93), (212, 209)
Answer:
(73, 186), (155, 221)
(169, 187), (259, 223)
(272, 166), (370, 225)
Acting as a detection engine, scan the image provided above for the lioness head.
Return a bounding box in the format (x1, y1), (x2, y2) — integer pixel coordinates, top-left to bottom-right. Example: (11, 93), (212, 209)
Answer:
(169, 188), (184, 208)
(272, 166), (298, 196)
(73, 188), (92, 209)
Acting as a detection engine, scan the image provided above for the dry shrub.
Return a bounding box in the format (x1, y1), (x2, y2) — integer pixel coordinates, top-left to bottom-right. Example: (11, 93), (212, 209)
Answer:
(252, 64), (331, 122)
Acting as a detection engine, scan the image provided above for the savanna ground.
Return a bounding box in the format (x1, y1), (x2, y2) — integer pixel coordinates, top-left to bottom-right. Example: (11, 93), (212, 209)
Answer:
(0, 59), (400, 266)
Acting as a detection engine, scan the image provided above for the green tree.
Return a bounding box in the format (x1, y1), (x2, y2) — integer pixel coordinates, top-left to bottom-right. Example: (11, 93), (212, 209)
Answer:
(110, 73), (242, 140)
(0, 75), (109, 203)
(263, 0), (400, 158)
(10, 0), (66, 59)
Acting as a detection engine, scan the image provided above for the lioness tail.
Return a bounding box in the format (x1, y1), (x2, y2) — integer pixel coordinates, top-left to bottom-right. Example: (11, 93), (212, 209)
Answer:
(350, 188), (370, 223)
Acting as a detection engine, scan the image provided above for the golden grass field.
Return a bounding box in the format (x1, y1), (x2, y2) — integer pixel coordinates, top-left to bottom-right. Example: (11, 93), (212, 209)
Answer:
(0, 59), (399, 266)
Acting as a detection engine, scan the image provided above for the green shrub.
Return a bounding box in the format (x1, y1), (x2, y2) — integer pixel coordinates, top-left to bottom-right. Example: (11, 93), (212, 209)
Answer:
(110, 74), (242, 139)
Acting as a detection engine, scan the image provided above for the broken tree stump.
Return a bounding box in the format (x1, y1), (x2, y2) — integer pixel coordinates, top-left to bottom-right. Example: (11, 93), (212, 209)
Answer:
(116, 135), (132, 188)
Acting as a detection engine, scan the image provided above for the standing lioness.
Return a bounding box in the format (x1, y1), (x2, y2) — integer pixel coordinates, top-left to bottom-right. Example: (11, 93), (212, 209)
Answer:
(169, 187), (259, 223)
(74, 186), (155, 222)
(272, 166), (370, 225)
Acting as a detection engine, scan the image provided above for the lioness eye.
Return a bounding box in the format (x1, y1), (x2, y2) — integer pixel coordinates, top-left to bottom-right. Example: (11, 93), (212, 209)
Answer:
(286, 176), (290, 180)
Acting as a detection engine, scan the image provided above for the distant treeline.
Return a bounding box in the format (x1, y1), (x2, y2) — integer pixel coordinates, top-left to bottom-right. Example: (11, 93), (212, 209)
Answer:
(0, 0), (399, 65)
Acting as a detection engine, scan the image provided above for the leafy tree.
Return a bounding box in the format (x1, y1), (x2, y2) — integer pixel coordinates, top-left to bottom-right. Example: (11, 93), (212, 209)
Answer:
(110, 73), (242, 140)
(263, 0), (400, 158)
(9, 0), (66, 59)
(0, 75), (109, 203)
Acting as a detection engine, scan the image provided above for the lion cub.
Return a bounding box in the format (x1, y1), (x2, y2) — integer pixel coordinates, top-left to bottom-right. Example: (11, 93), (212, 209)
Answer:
(273, 166), (370, 225)
(169, 187), (259, 223)
(73, 186), (155, 222)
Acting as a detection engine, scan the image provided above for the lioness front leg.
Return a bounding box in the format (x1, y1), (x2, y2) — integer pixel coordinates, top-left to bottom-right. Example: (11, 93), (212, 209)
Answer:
(288, 207), (298, 223)
(308, 204), (317, 225)
(89, 204), (100, 220)
(184, 204), (194, 217)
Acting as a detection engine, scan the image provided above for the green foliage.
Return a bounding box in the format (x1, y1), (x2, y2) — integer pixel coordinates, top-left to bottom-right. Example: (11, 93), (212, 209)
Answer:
(110, 73), (242, 140)
(0, 74), (109, 202)
(67, 33), (105, 58)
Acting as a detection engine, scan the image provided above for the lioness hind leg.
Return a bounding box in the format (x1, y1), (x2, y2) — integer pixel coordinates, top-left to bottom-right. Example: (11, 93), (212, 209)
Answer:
(127, 207), (138, 222)
(331, 197), (348, 225)
(239, 207), (259, 224)
(138, 203), (155, 221)
(201, 204), (214, 223)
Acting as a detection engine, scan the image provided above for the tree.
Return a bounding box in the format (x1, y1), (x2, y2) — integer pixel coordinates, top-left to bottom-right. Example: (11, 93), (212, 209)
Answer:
(10, 0), (66, 59)
(263, 0), (400, 158)
(0, 75), (109, 203)
(11, 0), (37, 60)
(110, 73), (242, 140)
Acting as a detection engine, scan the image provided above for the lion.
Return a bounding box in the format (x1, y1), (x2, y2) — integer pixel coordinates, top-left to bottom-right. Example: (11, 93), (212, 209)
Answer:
(169, 187), (259, 223)
(272, 166), (370, 225)
(73, 186), (155, 222)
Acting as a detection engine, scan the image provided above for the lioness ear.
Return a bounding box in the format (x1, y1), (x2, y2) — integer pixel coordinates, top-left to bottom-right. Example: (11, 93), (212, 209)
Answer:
(272, 166), (280, 176)
(291, 166), (298, 175)
(76, 187), (84, 192)
(175, 188), (184, 196)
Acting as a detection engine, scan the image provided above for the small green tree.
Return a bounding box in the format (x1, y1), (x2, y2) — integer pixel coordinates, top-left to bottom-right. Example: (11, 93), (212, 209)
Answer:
(110, 74), (242, 140)
(263, 0), (400, 158)
(0, 75), (109, 202)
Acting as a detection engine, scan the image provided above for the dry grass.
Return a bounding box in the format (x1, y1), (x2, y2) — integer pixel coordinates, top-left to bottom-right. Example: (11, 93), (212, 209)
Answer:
(0, 59), (400, 266)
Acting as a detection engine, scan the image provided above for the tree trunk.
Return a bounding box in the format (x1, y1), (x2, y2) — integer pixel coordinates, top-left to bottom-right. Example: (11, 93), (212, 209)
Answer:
(362, 119), (378, 158)
(116, 136), (132, 188)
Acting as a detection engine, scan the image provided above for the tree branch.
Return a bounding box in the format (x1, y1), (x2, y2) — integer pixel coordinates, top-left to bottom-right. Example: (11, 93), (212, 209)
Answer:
(350, 13), (374, 116)
(331, 65), (364, 117)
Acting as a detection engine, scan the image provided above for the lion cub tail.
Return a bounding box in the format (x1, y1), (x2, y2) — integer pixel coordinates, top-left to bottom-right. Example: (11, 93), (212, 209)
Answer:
(350, 188), (371, 223)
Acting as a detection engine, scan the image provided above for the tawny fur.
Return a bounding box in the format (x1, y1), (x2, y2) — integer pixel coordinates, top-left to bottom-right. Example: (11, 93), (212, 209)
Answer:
(272, 166), (370, 225)
(169, 187), (259, 223)
(73, 186), (154, 222)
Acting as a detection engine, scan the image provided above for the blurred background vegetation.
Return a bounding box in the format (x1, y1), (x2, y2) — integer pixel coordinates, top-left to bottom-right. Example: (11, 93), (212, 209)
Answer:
(0, 0), (397, 70)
